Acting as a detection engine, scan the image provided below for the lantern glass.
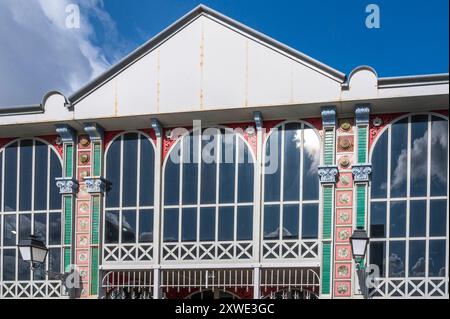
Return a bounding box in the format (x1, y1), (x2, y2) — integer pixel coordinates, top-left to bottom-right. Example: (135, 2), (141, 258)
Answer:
(350, 228), (369, 261)
(19, 246), (32, 262)
(32, 246), (48, 264)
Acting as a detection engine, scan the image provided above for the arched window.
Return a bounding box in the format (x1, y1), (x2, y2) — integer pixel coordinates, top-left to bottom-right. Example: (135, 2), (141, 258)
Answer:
(103, 132), (155, 262)
(162, 128), (255, 261)
(369, 114), (448, 297)
(0, 139), (63, 297)
(262, 122), (320, 260)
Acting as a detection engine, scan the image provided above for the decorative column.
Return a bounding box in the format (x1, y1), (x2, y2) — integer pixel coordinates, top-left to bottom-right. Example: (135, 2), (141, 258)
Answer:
(73, 123), (105, 298)
(151, 118), (163, 299)
(55, 125), (78, 281)
(253, 111), (263, 299)
(332, 115), (357, 298)
(352, 105), (372, 297)
(317, 106), (338, 298)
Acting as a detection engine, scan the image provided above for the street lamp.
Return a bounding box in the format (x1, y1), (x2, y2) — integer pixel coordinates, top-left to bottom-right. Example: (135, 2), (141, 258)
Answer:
(349, 227), (369, 269)
(17, 234), (48, 270)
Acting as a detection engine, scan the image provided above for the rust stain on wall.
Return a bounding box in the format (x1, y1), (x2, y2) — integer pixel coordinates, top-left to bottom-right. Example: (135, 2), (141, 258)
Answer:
(157, 49), (161, 113)
(199, 23), (205, 110)
(244, 40), (249, 107)
(114, 79), (118, 117)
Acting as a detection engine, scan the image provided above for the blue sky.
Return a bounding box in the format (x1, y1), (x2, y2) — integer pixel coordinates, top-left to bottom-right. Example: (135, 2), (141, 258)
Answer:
(98, 0), (449, 76)
(0, 0), (448, 106)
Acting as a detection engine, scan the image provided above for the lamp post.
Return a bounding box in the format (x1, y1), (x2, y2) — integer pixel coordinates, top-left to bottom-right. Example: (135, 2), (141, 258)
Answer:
(349, 227), (370, 298)
(18, 234), (76, 296)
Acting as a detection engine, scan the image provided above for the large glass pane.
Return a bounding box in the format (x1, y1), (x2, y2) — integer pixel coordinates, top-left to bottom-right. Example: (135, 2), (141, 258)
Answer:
(389, 201), (406, 238)
(264, 128), (281, 202)
(408, 240), (426, 277)
(390, 118), (408, 198)
(371, 132), (388, 199)
(48, 248), (61, 280)
(48, 213), (61, 245)
(163, 209), (179, 242)
(34, 141), (48, 210)
(3, 249), (16, 280)
(19, 140), (33, 211)
(18, 251), (30, 280)
(370, 202), (386, 238)
(409, 200), (426, 237)
(164, 143), (180, 205)
(122, 210), (137, 243)
(19, 214), (31, 241)
(369, 242), (386, 277)
(302, 203), (319, 239)
(105, 137), (121, 208)
(389, 241), (406, 277)
(430, 200), (447, 237)
(218, 206), (234, 241)
(34, 213), (47, 244)
(219, 132), (235, 203)
(139, 209), (153, 243)
(263, 205), (280, 240)
(282, 204), (299, 239)
(49, 151), (62, 210)
(181, 208), (197, 242)
(200, 130), (217, 204)
(139, 136), (155, 207)
(430, 116), (448, 196)
(3, 214), (16, 246)
(237, 139), (254, 203)
(122, 133), (138, 207)
(182, 134), (198, 205)
(105, 211), (119, 244)
(4, 142), (18, 212)
(237, 206), (253, 240)
(410, 115), (429, 197)
(303, 126), (320, 200)
(200, 207), (215, 241)
(428, 240), (446, 277)
(283, 123), (301, 201)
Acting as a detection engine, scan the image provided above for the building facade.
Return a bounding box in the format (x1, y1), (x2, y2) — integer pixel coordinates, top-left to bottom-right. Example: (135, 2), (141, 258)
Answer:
(0, 5), (448, 299)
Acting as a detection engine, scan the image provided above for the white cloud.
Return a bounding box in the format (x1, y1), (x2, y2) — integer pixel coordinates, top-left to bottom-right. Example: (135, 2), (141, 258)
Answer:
(0, 0), (122, 107)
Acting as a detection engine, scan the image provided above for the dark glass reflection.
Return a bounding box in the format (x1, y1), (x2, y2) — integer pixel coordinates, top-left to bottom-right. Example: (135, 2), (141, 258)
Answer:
(105, 211), (120, 244)
(430, 200), (447, 237)
(19, 140), (33, 211)
(219, 131), (235, 204)
(122, 210), (137, 243)
(237, 139), (254, 203)
(371, 132), (388, 199)
(139, 136), (155, 206)
(302, 203), (319, 239)
(105, 137), (121, 208)
(200, 207), (215, 241)
(201, 130), (217, 204)
(34, 213), (47, 244)
(409, 240), (426, 277)
(48, 213), (61, 245)
(48, 248), (61, 279)
(390, 118), (408, 198)
(370, 202), (386, 238)
(122, 133), (138, 208)
(282, 204), (299, 239)
(19, 214), (32, 241)
(389, 241), (406, 277)
(182, 134), (198, 205)
(182, 208), (197, 242)
(283, 123), (301, 201)
(389, 201), (406, 238)
(218, 207), (234, 241)
(139, 209), (153, 243)
(49, 151), (62, 210)
(163, 209), (179, 242)
(430, 116), (448, 196)
(3, 214), (16, 246)
(164, 143), (180, 205)
(18, 252), (31, 280)
(34, 141), (48, 211)
(237, 206), (253, 240)
(409, 200), (426, 237)
(410, 115), (429, 197)
(3, 249), (16, 280)
(4, 142), (18, 212)
(428, 240), (446, 277)
(369, 242), (386, 277)
(263, 205), (280, 239)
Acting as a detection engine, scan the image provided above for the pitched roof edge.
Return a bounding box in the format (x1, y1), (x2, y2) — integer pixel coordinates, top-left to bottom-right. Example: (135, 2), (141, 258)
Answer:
(378, 73), (449, 88)
(68, 4), (346, 104)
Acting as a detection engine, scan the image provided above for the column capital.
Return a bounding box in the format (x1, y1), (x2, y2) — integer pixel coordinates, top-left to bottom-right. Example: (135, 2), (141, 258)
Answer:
(55, 177), (79, 194)
(354, 104), (371, 125)
(321, 105), (337, 127)
(84, 177), (107, 194)
(151, 118), (163, 138)
(253, 111), (263, 130)
(352, 164), (372, 183)
(318, 165), (339, 184)
(83, 123), (104, 141)
(55, 124), (77, 143)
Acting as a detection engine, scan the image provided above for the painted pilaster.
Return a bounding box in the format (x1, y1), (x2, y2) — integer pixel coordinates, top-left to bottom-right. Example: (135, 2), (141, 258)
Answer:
(55, 124), (78, 288)
(317, 106), (338, 298)
(352, 104), (372, 297)
(253, 111), (263, 299)
(151, 118), (163, 299)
